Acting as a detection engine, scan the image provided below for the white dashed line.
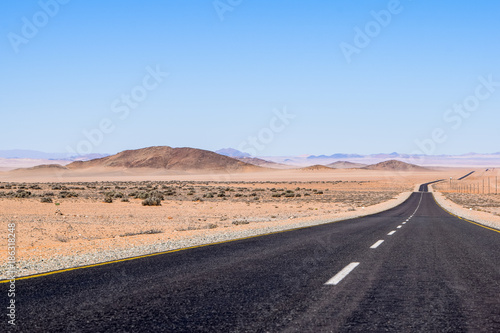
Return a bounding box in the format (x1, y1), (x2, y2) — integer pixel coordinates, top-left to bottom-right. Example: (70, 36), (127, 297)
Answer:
(397, 225), (402, 229)
(325, 262), (360, 285)
(402, 222), (406, 224)
(387, 231), (396, 235)
(370, 240), (384, 249)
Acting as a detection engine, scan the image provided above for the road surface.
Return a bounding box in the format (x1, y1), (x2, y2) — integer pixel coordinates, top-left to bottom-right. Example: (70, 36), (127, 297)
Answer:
(2, 183), (500, 332)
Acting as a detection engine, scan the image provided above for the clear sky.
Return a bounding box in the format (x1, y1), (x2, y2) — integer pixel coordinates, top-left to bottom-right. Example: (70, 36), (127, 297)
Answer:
(1, 0), (499, 156)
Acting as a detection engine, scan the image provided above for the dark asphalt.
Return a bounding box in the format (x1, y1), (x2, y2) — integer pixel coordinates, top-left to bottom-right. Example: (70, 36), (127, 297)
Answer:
(458, 171), (475, 180)
(2, 182), (500, 332)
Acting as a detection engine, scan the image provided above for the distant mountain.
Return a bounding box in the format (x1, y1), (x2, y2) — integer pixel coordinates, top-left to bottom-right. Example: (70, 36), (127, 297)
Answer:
(12, 164), (69, 172)
(362, 160), (429, 171)
(299, 165), (335, 171)
(327, 161), (367, 169)
(66, 146), (262, 171)
(0, 149), (108, 161)
(215, 148), (251, 158)
(368, 152), (401, 159)
(235, 157), (291, 169)
(307, 153), (364, 160)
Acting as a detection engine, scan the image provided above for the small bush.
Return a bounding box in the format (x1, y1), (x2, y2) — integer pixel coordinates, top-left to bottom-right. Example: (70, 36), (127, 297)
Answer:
(120, 229), (163, 237)
(142, 196), (162, 206)
(232, 220), (249, 225)
(103, 196), (113, 203)
(40, 197), (53, 203)
(15, 190), (31, 198)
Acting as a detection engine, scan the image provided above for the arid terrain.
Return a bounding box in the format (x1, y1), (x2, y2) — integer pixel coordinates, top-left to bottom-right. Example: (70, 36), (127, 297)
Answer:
(0, 163), (446, 278)
(0, 147), (498, 279)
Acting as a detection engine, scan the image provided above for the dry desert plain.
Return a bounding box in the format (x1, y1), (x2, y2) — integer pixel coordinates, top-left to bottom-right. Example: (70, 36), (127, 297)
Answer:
(1, 166), (499, 279)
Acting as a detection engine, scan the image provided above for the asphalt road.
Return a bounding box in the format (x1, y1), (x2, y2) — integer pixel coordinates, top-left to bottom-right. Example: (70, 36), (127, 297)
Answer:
(2, 183), (500, 332)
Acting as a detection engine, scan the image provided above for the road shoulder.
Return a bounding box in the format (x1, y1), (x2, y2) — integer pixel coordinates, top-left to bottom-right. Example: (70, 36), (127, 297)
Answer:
(430, 184), (500, 231)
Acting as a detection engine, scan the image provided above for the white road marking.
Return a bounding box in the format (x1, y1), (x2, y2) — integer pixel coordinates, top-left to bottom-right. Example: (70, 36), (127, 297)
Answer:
(325, 262), (360, 285)
(387, 231), (396, 235)
(370, 240), (384, 249)
(397, 225), (402, 229)
(402, 222), (406, 224)
(411, 192), (424, 216)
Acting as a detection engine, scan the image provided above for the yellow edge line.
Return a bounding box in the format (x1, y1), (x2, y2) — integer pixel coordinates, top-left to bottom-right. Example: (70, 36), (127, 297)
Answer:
(0, 220), (340, 284)
(431, 192), (500, 234)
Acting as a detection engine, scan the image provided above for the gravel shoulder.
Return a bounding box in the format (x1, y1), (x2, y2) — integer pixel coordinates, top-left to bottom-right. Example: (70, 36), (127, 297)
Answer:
(430, 184), (500, 231)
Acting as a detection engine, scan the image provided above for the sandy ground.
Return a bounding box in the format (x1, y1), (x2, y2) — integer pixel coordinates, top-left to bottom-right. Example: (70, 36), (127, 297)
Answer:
(0, 168), (478, 278)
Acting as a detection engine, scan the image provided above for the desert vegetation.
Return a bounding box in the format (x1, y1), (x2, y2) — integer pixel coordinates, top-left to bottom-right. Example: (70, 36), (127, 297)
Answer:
(0, 179), (415, 278)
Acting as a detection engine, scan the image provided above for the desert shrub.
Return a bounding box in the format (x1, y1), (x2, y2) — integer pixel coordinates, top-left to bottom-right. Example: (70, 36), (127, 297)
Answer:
(40, 197), (53, 203)
(103, 196), (113, 203)
(284, 193), (295, 198)
(120, 229), (163, 237)
(59, 191), (78, 198)
(234, 193), (243, 197)
(55, 234), (69, 242)
(232, 220), (249, 225)
(15, 190), (31, 198)
(142, 196), (162, 206)
(135, 192), (150, 199)
(136, 191), (164, 200)
(121, 197), (129, 202)
(203, 193), (214, 198)
(272, 193), (282, 198)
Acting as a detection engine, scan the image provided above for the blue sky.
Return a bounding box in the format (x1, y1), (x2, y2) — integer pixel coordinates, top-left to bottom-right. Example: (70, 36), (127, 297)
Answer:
(1, 0), (499, 156)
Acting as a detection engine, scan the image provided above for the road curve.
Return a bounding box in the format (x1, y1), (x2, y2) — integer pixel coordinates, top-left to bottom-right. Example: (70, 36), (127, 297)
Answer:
(2, 183), (500, 332)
